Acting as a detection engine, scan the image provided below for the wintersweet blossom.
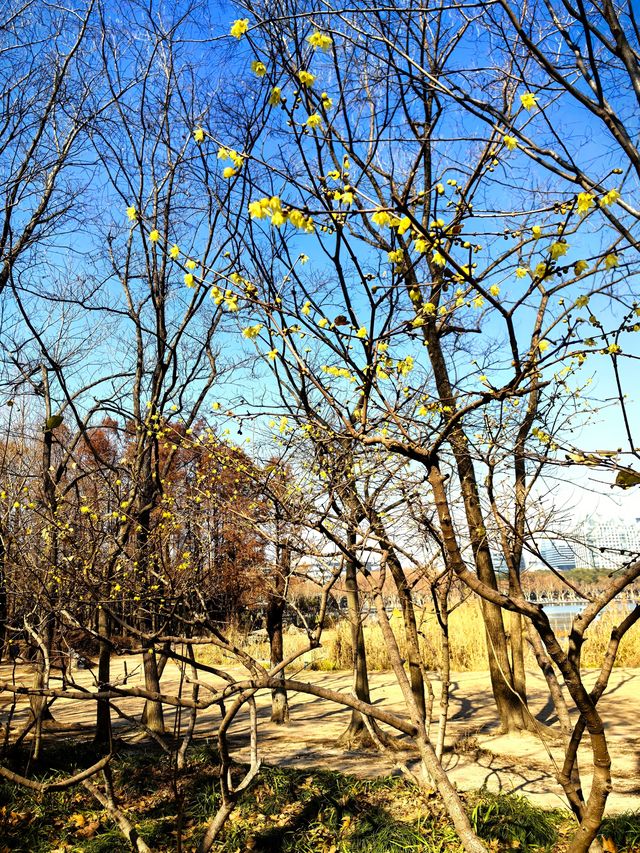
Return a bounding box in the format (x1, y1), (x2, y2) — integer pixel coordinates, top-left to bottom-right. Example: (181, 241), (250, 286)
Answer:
(577, 192), (594, 215)
(297, 70), (315, 87)
(307, 31), (332, 50)
(520, 92), (538, 110)
(230, 19), (249, 38)
(600, 189), (620, 206)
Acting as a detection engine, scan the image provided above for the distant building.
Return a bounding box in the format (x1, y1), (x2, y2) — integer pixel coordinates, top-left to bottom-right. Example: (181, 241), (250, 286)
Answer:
(573, 519), (640, 569)
(539, 541), (576, 571)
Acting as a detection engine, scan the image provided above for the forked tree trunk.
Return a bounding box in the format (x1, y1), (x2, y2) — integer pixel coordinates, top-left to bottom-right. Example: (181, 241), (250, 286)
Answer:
(424, 332), (527, 732)
(427, 460), (525, 732)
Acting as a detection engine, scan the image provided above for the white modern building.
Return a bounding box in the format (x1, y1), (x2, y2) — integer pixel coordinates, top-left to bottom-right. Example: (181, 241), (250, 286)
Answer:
(573, 519), (640, 569)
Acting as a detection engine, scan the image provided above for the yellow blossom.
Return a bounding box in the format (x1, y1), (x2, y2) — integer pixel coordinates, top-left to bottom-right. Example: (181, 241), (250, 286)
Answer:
(193, 127), (205, 143)
(149, 229), (160, 242)
(604, 253), (619, 269)
(520, 92), (538, 110)
(600, 188), (620, 206)
(575, 294), (590, 308)
(472, 295), (484, 308)
(503, 135), (517, 150)
(305, 113), (322, 129)
(423, 302), (436, 314)
(223, 166), (237, 179)
(297, 69), (315, 87)
(531, 225), (542, 238)
(267, 349), (278, 360)
(372, 209), (391, 227)
(249, 200), (268, 219)
(489, 284), (500, 296)
(388, 249), (404, 264)
(414, 238), (428, 253)
(321, 93), (333, 109)
(169, 244), (180, 259)
(184, 273), (195, 287)
(186, 259), (197, 270)
(549, 241), (568, 260)
(251, 60), (267, 77)
(515, 266), (528, 278)
(224, 294), (239, 311)
(355, 326), (367, 338)
(396, 216), (411, 236)
(574, 260), (589, 275)
(230, 18), (249, 38)
(318, 318), (329, 328)
(301, 301), (311, 315)
(577, 192), (594, 215)
(269, 87), (281, 105)
(607, 343), (621, 354)
(126, 205), (137, 221)
(538, 340), (550, 352)
(432, 251), (446, 267)
(307, 31), (332, 50)
(242, 324), (263, 339)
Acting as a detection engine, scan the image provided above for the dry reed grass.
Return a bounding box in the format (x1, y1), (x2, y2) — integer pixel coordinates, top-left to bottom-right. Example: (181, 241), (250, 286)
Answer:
(196, 601), (640, 673)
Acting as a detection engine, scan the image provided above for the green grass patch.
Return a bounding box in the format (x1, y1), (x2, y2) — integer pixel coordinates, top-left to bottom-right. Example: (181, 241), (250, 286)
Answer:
(1, 742), (640, 851)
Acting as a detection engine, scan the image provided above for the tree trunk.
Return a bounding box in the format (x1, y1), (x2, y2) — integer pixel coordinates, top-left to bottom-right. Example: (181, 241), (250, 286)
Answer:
(266, 542), (290, 724)
(337, 542), (375, 747)
(369, 510), (426, 722)
(141, 644), (165, 734)
(426, 459), (525, 731)
(94, 604), (112, 750)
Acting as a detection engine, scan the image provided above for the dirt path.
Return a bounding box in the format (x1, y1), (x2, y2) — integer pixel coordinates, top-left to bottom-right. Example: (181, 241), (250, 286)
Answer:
(2, 657), (639, 814)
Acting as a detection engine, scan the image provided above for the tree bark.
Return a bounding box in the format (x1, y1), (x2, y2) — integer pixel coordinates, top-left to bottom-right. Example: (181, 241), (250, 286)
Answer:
(94, 604), (112, 750)
(337, 538), (375, 747)
(267, 541), (290, 724)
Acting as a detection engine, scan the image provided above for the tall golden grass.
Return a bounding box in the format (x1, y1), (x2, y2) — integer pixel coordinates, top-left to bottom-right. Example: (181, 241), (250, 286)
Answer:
(196, 601), (640, 673)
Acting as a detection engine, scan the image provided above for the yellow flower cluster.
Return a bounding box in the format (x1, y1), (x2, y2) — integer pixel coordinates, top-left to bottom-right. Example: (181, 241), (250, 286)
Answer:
(307, 31), (332, 50)
(577, 192), (594, 215)
(248, 196), (314, 231)
(297, 69), (315, 87)
(242, 324), (263, 339)
(230, 18), (249, 38)
(321, 364), (354, 380)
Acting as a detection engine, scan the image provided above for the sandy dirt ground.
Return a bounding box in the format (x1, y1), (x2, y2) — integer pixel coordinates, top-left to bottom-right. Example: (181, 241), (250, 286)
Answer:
(1, 656), (639, 815)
